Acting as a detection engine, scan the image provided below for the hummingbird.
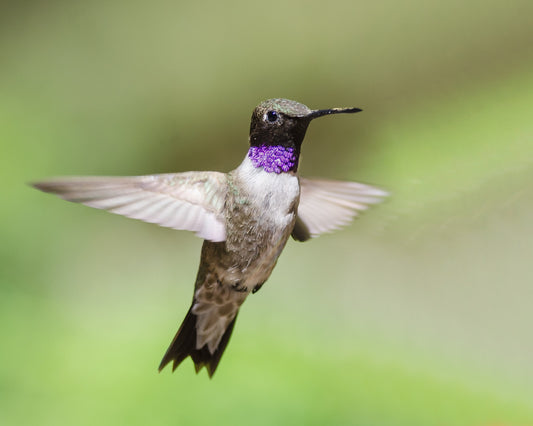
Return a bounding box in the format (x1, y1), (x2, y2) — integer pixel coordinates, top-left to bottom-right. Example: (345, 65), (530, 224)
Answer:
(33, 98), (387, 377)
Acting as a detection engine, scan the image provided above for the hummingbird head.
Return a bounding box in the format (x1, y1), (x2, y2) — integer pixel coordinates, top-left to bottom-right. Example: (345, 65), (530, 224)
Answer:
(249, 98), (362, 150)
(247, 99), (361, 173)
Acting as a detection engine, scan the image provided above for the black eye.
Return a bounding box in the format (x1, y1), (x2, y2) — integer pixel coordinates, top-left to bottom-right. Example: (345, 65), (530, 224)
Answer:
(266, 110), (279, 123)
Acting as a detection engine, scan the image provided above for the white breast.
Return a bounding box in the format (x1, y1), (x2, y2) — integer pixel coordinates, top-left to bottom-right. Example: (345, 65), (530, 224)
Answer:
(235, 156), (300, 226)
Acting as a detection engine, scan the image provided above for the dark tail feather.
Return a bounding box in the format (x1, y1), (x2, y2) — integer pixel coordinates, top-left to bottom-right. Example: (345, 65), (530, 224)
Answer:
(158, 304), (238, 378)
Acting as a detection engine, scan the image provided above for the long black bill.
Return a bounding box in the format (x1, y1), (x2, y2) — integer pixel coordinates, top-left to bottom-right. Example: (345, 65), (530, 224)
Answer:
(307, 107), (362, 120)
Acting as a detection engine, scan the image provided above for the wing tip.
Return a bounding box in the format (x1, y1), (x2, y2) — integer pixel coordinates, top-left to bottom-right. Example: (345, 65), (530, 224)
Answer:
(30, 179), (63, 194)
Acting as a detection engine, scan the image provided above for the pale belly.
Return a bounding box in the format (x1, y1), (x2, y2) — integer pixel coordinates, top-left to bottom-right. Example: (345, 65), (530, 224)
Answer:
(225, 160), (300, 290)
(199, 159), (300, 292)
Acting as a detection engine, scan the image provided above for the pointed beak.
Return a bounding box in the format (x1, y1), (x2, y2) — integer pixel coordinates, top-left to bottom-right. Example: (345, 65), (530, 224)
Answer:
(307, 107), (362, 120)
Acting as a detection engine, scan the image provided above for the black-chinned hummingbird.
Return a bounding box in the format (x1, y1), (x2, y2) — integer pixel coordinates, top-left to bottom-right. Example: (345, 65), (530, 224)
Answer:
(33, 98), (387, 377)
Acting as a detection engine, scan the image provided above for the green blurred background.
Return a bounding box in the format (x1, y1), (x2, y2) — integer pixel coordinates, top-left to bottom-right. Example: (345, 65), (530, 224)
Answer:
(1, 0), (533, 424)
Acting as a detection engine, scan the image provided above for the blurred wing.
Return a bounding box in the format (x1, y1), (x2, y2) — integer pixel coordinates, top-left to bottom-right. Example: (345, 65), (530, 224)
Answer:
(293, 177), (388, 241)
(33, 172), (228, 242)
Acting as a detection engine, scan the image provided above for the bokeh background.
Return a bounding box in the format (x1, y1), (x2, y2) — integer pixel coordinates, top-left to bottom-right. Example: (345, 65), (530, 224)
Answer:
(1, 0), (533, 424)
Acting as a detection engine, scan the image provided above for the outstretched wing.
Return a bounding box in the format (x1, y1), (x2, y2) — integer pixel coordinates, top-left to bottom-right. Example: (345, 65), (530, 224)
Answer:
(33, 172), (228, 242)
(292, 177), (388, 241)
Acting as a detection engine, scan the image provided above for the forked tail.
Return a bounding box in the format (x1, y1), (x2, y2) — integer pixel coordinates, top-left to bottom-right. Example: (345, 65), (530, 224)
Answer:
(158, 303), (238, 378)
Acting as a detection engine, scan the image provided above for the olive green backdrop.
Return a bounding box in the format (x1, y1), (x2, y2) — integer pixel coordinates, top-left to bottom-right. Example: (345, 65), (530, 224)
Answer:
(1, 0), (533, 425)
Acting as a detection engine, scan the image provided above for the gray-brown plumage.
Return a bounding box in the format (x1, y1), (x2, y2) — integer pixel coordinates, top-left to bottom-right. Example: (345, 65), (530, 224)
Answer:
(32, 99), (387, 377)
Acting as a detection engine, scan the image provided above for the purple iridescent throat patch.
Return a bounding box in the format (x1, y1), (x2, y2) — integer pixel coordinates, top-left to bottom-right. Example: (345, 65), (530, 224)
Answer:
(248, 145), (297, 174)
